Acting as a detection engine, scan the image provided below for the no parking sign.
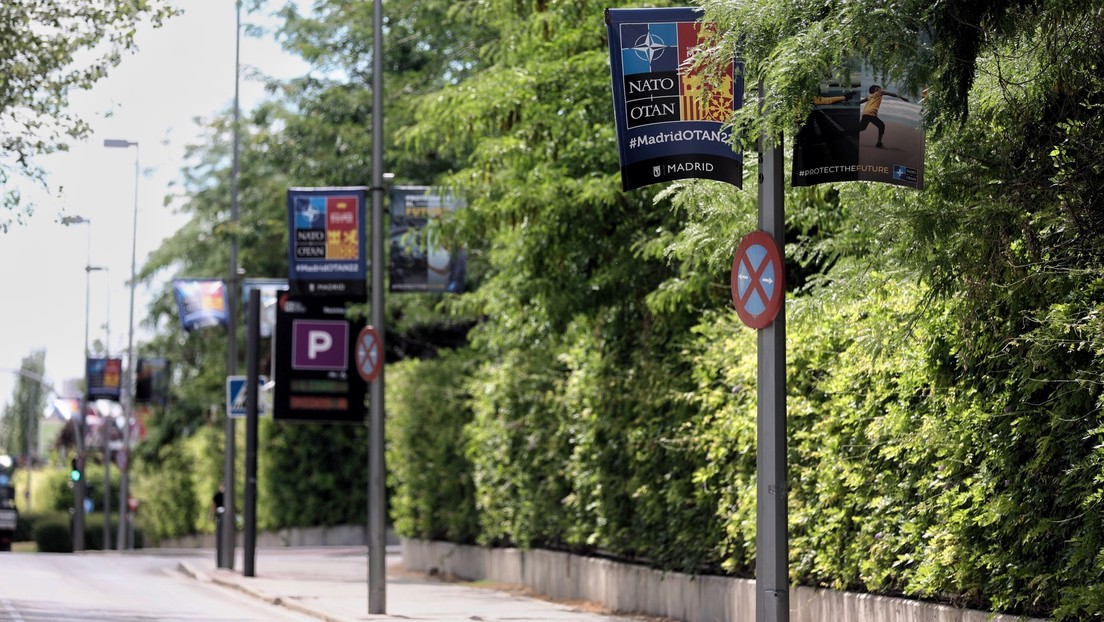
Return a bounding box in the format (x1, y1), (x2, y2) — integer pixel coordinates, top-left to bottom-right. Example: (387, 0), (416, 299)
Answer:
(731, 230), (785, 329)
(356, 326), (383, 382)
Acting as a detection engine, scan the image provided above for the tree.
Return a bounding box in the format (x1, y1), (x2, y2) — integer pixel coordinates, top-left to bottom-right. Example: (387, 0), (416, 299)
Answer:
(128, 0), (485, 528)
(0, 350), (47, 463)
(0, 0), (177, 230)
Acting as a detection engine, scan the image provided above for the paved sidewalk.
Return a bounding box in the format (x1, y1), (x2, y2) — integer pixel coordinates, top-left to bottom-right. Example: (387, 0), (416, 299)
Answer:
(177, 546), (646, 622)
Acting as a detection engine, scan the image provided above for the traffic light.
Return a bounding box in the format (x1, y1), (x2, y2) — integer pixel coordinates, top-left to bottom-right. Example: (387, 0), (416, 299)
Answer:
(69, 458), (82, 483)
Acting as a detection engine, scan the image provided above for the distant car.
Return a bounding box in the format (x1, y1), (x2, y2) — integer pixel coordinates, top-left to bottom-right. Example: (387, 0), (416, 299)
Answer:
(0, 482), (16, 552)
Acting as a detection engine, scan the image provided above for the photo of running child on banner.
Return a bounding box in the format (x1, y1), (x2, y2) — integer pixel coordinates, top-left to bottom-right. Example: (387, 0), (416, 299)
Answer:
(793, 61), (925, 190)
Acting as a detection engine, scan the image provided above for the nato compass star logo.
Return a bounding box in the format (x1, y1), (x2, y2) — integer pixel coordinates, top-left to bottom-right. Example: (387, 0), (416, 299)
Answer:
(621, 23), (679, 75)
(631, 31), (671, 68)
(294, 196), (325, 228)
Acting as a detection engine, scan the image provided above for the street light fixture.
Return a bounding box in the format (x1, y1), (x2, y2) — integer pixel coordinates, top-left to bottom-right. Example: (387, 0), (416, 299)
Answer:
(104, 138), (139, 550)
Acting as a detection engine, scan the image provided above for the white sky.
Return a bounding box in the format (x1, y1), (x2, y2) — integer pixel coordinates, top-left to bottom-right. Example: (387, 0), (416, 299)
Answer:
(1, 2), (311, 407)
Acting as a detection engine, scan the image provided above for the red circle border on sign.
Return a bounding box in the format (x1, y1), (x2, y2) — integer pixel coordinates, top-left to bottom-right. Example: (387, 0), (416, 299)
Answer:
(356, 325), (383, 382)
(731, 230), (785, 329)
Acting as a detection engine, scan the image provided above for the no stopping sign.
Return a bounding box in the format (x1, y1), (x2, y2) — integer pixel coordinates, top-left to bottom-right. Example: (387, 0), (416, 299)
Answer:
(731, 230), (784, 329)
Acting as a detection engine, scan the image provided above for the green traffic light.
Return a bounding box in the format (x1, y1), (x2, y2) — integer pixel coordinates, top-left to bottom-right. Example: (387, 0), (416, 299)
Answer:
(70, 459), (81, 482)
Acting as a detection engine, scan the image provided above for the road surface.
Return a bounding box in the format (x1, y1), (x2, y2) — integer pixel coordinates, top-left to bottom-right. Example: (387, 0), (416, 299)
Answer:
(0, 551), (315, 622)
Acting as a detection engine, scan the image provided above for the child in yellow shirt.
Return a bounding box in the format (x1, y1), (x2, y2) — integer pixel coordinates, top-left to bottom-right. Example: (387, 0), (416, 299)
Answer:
(859, 85), (908, 148)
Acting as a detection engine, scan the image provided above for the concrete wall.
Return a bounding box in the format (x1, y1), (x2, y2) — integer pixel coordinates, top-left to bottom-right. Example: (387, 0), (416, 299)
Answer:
(158, 524), (396, 549)
(401, 538), (1048, 622)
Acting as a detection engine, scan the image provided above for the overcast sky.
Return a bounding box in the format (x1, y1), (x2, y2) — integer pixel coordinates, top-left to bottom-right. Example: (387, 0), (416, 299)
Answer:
(0, 2), (310, 409)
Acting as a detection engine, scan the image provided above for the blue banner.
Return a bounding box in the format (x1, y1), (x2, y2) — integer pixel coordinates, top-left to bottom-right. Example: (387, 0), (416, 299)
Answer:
(606, 7), (743, 191)
(172, 278), (228, 333)
(286, 187), (367, 300)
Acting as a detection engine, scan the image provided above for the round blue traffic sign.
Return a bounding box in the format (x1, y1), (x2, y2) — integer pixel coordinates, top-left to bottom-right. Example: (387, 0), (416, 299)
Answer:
(731, 230), (784, 329)
(356, 326), (383, 382)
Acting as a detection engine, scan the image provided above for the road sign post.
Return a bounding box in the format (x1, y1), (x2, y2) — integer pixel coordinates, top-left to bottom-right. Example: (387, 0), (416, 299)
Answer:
(369, 1), (387, 612)
(754, 99), (789, 622)
(244, 287), (260, 577)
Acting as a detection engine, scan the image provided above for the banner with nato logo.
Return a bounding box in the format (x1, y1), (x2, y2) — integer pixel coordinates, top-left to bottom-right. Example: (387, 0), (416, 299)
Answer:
(389, 186), (466, 294)
(606, 7), (743, 191)
(286, 187), (367, 300)
(792, 62), (925, 189)
(86, 357), (123, 401)
(172, 278), (228, 333)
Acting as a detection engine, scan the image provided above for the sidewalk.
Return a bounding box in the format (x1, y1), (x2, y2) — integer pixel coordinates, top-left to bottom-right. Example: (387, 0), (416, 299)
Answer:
(176, 546), (651, 622)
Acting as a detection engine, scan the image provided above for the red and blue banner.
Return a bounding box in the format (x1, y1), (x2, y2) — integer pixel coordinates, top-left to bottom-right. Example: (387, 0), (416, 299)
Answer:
(606, 7), (743, 191)
(286, 187), (367, 300)
(86, 357), (123, 402)
(172, 278), (227, 333)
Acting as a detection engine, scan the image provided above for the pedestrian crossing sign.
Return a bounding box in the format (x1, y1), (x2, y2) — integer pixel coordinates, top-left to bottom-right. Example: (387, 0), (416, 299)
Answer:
(226, 375), (269, 418)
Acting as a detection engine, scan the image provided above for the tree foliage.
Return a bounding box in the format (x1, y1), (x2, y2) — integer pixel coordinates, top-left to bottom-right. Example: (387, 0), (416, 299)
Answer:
(0, 0), (177, 229)
(0, 350), (47, 461)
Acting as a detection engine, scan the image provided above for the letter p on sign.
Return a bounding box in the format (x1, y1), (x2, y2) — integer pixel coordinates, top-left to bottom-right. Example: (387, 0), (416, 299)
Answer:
(291, 320), (349, 370)
(308, 330), (333, 359)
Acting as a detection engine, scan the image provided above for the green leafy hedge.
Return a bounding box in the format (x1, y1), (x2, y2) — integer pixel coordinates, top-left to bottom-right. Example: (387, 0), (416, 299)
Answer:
(386, 273), (1104, 619)
(387, 350), (479, 543)
(31, 511), (144, 552)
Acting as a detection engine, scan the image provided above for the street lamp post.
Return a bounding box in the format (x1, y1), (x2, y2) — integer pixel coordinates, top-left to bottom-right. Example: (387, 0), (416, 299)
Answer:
(222, 0), (244, 571)
(95, 267), (111, 551)
(104, 138), (139, 550)
(60, 215), (104, 551)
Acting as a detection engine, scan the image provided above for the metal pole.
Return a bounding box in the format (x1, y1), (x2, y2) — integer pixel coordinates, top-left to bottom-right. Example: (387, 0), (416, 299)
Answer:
(243, 288), (260, 577)
(368, 0), (387, 612)
(117, 141), (139, 550)
(222, 0), (243, 570)
(103, 412), (111, 550)
(755, 82), (788, 622)
(74, 220), (93, 552)
(104, 273), (113, 551)
(24, 381), (38, 512)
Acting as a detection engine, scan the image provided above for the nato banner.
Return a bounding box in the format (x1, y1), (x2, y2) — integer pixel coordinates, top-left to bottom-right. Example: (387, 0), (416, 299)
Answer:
(286, 187), (367, 300)
(792, 63), (925, 189)
(389, 186), (466, 294)
(606, 7), (742, 191)
(86, 357), (123, 401)
(172, 278), (227, 332)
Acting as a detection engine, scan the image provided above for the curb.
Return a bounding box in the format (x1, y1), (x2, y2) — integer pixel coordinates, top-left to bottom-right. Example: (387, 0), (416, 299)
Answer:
(176, 561), (352, 622)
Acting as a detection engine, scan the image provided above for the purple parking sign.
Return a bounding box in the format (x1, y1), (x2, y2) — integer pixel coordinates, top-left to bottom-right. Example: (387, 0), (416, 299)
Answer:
(292, 320), (349, 370)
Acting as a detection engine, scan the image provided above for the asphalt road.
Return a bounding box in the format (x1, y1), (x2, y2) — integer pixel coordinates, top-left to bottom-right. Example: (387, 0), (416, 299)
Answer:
(0, 551), (316, 622)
